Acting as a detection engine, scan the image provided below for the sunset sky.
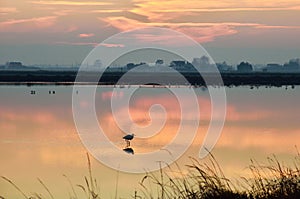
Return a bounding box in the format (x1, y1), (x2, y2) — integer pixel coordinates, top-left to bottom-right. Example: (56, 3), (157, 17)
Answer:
(1, 0), (300, 65)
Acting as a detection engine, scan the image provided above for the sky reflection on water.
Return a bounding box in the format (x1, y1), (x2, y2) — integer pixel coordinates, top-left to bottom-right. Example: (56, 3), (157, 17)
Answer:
(0, 86), (300, 198)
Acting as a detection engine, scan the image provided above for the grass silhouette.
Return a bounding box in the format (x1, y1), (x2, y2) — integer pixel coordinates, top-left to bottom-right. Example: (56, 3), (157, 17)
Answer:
(1, 152), (300, 199)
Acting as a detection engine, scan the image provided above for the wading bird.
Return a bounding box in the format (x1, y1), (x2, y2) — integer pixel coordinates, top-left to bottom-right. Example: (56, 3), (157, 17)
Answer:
(123, 134), (134, 147)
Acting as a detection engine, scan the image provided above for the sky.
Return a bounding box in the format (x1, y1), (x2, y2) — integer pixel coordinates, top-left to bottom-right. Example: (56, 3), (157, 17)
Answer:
(0, 0), (300, 65)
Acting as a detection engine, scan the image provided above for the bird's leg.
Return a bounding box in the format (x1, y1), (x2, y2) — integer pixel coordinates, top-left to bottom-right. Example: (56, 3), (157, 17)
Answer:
(128, 141), (131, 147)
(126, 140), (130, 147)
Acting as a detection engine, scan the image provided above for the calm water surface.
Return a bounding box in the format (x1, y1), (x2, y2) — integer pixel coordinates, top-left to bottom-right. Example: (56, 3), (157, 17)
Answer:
(0, 86), (300, 198)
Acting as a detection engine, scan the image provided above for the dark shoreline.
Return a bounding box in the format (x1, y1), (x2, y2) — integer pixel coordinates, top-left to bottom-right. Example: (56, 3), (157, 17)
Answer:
(1, 70), (300, 86)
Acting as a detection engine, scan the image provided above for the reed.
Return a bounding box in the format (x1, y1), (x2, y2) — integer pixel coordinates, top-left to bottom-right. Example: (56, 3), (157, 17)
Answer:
(1, 152), (300, 199)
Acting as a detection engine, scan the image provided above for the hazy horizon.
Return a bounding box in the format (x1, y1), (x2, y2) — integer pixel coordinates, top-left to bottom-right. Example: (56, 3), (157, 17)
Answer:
(1, 45), (299, 67)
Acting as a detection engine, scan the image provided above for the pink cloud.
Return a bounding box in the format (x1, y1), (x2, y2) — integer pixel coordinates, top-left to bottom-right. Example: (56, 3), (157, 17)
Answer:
(55, 41), (98, 46)
(0, 16), (57, 32)
(173, 25), (237, 43)
(101, 17), (145, 31)
(78, 33), (95, 38)
(99, 43), (125, 48)
(64, 25), (78, 32)
(0, 16), (56, 26)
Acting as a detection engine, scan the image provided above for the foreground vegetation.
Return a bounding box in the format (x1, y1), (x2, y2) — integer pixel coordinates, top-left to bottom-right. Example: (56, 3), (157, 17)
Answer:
(1, 152), (300, 199)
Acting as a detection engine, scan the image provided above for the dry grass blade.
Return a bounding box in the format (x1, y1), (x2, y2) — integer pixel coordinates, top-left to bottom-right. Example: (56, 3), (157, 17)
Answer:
(63, 174), (78, 199)
(37, 178), (54, 199)
(84, 176), (92, 198)
(115, 168), (119, 199)
(82, 153), (100, 199)
(32, 193), (42, 199)
(76, 184), (89, 198)
(86, 152), (94, 191)
(1, 176), (28, 199)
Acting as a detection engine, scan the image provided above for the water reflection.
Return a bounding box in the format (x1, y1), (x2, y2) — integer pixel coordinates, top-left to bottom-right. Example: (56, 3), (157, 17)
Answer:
(0, 86), (300, 198)
(123, 147), (134, 155)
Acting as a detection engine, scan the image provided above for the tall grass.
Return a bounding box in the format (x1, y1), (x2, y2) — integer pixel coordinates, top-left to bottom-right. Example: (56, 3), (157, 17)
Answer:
(139, 153), (300, 199)
(1, 153), (101, 199)
(245, 154), (300, 199)
(139, 153), (248, 199)
(1, 152), (300, 199)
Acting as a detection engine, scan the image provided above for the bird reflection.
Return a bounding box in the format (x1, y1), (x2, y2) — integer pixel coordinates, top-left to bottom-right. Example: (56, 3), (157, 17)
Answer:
(123, 147), (134, 155)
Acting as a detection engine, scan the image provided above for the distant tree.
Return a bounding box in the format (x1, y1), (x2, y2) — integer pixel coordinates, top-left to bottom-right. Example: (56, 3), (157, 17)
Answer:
(155, 59), (164, 65)
(287, 58), (300, 67)
(237, 62), (253, 72)
(217, 61), (232, 72)
(126, 63), (136, 70)
(283, 58), (300, 71)
(192, 56), (211, 67)
(200, 56), (210, 66)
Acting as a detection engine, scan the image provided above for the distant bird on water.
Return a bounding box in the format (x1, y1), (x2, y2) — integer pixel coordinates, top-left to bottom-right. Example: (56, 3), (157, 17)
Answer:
(123, 134), (134, 147)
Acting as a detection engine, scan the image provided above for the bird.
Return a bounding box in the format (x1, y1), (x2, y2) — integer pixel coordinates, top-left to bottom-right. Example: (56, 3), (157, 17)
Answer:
(123, 134), (134, 147)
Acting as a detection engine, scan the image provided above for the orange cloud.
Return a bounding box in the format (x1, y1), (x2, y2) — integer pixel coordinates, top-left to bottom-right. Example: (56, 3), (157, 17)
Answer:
(0, 7), (17, 15)
(135, 7), (300, 12)
(132, 0), (300, 13)
(256, 25), (300, 29)
(102, 14), (300, 43)
(126, 0), (300, 30)
(78, 33), (95, 38)
(91, 9), (125, 13)
(2, 0), (299, 45)
(52, 9), (77, 16)
(95, 0), (300, 43)
(30, 0), (113, 6)
(101, 17), (262, 43)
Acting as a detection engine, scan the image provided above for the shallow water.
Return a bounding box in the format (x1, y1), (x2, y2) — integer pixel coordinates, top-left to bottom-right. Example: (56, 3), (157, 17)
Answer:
(0, 86), (300, 198)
